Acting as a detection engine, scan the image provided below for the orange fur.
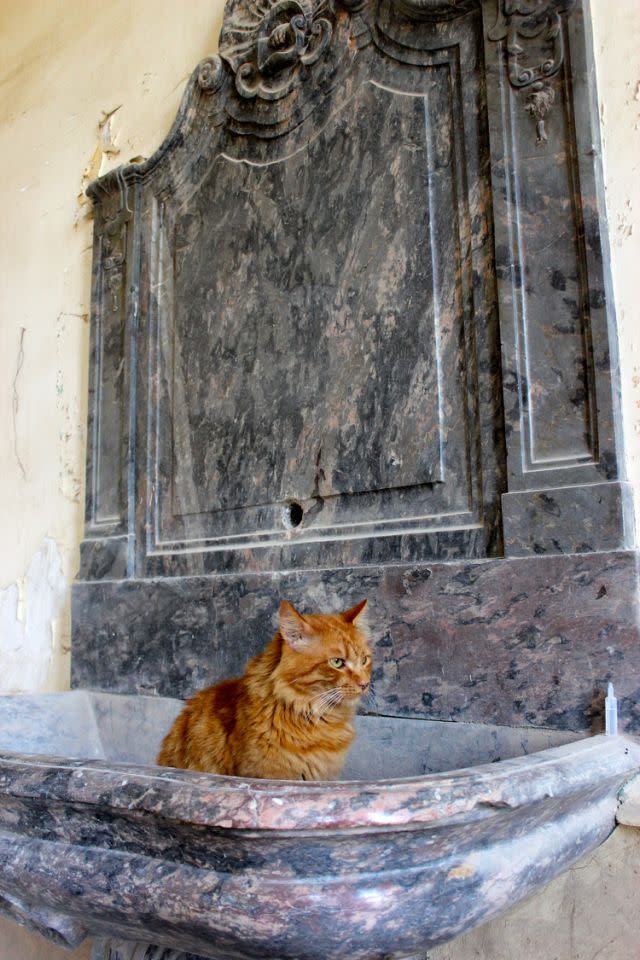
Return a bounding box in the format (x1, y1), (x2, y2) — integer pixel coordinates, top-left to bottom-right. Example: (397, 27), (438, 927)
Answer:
(157, 599), (371, 780)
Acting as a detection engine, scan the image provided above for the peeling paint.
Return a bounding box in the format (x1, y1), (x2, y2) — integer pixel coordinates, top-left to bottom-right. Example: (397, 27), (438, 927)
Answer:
(98, 105), (122, 158)
(0, 539), (68, 694)
(76, 105), (123, 219)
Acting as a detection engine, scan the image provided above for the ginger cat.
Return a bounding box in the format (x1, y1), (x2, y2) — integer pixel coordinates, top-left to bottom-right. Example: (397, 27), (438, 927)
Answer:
(157, 599), (371, 780)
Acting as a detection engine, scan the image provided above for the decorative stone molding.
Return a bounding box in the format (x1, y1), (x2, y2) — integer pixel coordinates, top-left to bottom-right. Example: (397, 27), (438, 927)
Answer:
(219, 0), (334, 100)
(488, 0), (576, 143)
(337, 0), (371, 48)
(93, 170), (132, 313)
(197, 54), (225, 93)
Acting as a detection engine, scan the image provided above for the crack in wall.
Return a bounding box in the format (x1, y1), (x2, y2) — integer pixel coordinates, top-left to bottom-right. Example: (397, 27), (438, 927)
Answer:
(11, 327), (26, 481)
(55, 312), (87, 504)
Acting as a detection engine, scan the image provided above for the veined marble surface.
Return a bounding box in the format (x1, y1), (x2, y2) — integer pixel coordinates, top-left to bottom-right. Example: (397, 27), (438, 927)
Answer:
(0, 707), (637, 959)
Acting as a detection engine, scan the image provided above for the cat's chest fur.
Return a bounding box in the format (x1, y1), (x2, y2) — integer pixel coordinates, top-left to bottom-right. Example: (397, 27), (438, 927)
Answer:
(232, 696), (356, 780)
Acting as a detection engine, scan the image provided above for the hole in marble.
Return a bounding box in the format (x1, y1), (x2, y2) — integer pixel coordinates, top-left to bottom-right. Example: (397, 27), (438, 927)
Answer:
(286, 502), (304, 528)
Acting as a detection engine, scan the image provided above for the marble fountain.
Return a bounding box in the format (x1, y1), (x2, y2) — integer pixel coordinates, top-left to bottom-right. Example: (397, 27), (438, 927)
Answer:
(2, 1), (640, 958)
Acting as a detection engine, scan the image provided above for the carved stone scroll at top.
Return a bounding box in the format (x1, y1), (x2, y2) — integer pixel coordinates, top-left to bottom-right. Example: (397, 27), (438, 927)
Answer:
(488, 0), (576, 144)
(197, 54), (225, 93)
(219, 0), (334, 101)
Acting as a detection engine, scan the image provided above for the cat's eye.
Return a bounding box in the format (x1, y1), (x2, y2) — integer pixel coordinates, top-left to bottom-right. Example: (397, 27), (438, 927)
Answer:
(362, 655), (370, 666)
(329, 657), (346, 669)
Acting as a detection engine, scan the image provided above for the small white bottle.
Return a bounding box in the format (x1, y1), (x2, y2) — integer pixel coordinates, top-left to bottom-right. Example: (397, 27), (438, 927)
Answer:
(605, 682), (618, 736)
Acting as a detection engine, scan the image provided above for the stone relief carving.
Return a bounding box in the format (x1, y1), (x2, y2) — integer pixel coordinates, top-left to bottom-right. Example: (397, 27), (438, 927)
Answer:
(197, 53), (225, 93)
(488, 0), (576, 143)
(78, 0), (626, 582)
(94, 170), (132, 312)
(219, 0), (334, 100)
(338, 0), (371, 48)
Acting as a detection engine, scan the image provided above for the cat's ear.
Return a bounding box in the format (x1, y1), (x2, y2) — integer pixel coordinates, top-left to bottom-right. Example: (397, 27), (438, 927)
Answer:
(341, 598), (368, 626)
(279, 600), (316, 651)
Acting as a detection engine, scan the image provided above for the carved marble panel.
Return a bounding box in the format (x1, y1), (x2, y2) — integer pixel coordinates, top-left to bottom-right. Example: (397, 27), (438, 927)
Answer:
(74, 1), (635, 737)
(154, 86), (469, 546)
(79, 0), (630, 581)
(123, 8), (505, 576)
(86, 179), (132, 534)
(483, 1), (622, 487)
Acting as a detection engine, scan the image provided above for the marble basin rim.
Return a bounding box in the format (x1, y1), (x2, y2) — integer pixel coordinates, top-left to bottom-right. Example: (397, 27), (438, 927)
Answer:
(0, 692), (639, 960)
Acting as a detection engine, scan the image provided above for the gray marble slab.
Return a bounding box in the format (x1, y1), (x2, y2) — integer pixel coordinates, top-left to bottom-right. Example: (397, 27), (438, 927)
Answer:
(0, 729), (638, 959)
(73, 550), (640, 734)
(0, 692), (104, 761)
(80, 0), (629, 577)
(0, 692), (577, 778)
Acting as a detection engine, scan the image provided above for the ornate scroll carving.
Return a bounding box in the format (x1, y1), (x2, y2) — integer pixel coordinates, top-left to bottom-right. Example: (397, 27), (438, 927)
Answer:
(197, 54), (225, 93)
(219, 0), (334, 101)
(488, 0), (576, 143)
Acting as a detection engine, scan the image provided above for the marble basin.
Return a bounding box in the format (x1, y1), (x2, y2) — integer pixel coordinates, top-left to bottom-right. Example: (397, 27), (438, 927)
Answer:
(0, 692), (638, 960)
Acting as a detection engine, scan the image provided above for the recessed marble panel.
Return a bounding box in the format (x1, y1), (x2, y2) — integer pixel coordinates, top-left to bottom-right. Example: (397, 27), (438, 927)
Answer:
(173, 84), (445, 510)
(147, 54), (500, 564)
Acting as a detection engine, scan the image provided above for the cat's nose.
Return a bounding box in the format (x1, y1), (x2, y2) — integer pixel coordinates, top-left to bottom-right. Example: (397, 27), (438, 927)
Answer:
(358, 681), (369, 691)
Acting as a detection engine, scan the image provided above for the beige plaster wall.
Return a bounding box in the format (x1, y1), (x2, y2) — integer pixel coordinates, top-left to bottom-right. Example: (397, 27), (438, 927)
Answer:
(0, 1), (639, 958)
(591, 0), (640, 530)
(0, 0), (225, 695)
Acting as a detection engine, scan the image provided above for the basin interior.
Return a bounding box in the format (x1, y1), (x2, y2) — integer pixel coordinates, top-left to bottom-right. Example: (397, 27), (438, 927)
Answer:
(0, 691), (580, 779)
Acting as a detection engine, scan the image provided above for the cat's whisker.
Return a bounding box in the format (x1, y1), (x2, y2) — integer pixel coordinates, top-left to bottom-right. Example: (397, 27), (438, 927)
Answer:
(299, 687), (341, 720)
(307, 687), (344, 720)
(362, 687), (380, 716)
(305, 692), (334, 717)
(310, 694), (340, 714)
(308, 687), (341, 705)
